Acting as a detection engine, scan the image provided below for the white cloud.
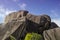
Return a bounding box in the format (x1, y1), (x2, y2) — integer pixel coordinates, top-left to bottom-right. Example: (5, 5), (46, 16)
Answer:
(50, 10), (59, 17)
(18, 3), (27, 10)
(0, 5), (16, 23)
(0, 6), (16, 15)
(50, 10), (60, 27)
(5, 9), (16, 15)
(52, 19), (60, 27)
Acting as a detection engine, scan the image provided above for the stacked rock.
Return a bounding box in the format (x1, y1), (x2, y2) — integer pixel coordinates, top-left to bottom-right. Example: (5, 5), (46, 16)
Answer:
(0, 10), (59, 40)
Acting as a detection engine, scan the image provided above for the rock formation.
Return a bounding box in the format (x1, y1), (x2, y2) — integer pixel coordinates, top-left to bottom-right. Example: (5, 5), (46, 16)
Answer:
(0, 10), (59, 40)
(4, 10), (28, 24)
(43, 28), (60, 40)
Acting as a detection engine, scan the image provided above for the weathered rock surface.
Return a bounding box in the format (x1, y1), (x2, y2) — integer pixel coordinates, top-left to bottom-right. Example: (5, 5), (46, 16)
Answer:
(0, 17), (26, 40)
(50, 22), (59, 29)
(26, 14), (51, 34)
(0, 10), (59, 40)
(43, 28), (60, 40)
(4, 10), (28, 24)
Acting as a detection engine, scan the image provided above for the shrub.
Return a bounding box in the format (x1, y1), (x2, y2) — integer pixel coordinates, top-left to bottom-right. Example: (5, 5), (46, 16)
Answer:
(24, 32), (42, 40)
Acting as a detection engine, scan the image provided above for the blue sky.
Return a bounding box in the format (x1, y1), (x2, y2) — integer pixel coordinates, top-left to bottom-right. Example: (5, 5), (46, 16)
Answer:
(0, 0), (60, 26)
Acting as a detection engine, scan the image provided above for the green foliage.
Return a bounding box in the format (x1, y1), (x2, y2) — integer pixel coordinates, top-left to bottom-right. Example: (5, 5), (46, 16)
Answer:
(10, 35), (16, 40)
(24, 33), (42, 40)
